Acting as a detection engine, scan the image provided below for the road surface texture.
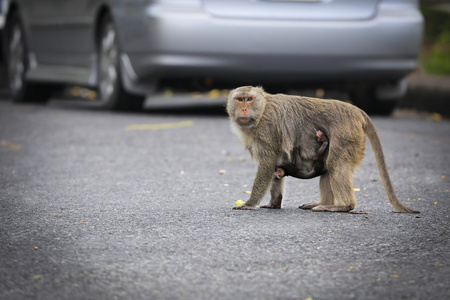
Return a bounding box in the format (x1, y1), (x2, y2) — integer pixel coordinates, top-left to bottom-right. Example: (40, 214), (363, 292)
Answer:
(1, 97), (449, 299)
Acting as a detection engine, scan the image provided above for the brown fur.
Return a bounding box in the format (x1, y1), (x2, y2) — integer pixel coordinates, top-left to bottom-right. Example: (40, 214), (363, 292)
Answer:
(227, 86), (419, 213)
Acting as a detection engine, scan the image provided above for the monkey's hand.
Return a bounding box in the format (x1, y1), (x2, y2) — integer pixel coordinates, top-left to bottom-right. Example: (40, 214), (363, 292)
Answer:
(275, 168), (285, 179)
(316, 130), (326, 142)
(233, 204), (258, 210)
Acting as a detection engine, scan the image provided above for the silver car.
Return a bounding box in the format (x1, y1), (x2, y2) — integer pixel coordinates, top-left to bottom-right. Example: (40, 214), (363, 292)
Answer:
(1, 0), (423, 113)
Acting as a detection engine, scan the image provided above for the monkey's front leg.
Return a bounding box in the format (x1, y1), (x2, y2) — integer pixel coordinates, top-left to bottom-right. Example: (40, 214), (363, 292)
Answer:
(233, 161), (276, 210)
(260, 176), (286, 209)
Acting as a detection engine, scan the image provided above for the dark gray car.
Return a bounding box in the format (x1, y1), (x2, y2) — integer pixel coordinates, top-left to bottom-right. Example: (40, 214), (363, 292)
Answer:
(1, 0), (423, 113)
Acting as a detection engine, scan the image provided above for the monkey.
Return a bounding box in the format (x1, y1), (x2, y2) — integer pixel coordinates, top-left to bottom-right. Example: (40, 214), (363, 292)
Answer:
(275, 130), (329, 180)
(226, 86), (419, 213)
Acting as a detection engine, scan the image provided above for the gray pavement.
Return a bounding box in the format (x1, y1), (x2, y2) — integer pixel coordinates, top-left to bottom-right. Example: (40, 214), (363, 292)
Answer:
(0, 98), (449, 299)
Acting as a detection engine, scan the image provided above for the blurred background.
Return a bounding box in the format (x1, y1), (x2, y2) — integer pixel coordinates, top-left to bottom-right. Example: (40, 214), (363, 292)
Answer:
(0, 0), (448, 117)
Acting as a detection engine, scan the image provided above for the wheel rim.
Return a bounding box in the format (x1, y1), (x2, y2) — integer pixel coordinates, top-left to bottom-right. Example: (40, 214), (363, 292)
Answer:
(8, 25), (25, 95)
(99, 23), (118, 103)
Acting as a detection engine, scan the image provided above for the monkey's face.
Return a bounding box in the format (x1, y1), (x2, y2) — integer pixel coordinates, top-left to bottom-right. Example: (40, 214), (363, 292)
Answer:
(227, 86), (265, 130)
(234, 94), (256, 127)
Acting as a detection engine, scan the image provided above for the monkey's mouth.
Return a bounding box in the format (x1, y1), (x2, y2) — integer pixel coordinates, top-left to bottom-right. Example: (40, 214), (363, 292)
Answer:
(236, 117), (256, 127)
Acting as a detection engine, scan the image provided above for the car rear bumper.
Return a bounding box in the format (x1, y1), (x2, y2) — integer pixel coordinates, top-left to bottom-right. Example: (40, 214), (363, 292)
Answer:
(113, 1), (423, 93)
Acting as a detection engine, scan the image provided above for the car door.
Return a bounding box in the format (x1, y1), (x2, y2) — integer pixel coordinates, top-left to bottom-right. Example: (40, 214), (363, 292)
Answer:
(23, 0), (67, 66)
(59, 0), (97, 69)
(23, 0), (96, 69)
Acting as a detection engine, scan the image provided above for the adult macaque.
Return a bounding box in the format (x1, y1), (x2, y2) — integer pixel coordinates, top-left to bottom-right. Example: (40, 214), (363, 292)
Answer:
(275, 130), (329, 180)
(226, 86), (419, 213)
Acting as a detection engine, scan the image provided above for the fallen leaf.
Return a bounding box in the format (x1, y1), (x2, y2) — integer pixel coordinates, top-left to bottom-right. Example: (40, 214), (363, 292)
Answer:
(391, 275), (400, 278)
(442, 175), (446, 180)
(431, 113), (442, 122)
(125, 120), (193, 131)
(243, 191), (251, 194)
(209, 89), (221, 99)
(163, 89), (174, 98)
(0, 140), (21, 151)
(219, 169), (226, 175)
(353, 188), (361, 192)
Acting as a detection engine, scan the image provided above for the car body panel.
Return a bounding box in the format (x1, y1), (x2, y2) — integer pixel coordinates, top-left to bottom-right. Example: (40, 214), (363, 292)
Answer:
(202, 0), (379, 21)
(3, 0), (423, 98)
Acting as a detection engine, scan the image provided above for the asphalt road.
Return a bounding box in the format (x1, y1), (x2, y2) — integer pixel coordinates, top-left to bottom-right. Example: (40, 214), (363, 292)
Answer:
(1, 96), (449, 300)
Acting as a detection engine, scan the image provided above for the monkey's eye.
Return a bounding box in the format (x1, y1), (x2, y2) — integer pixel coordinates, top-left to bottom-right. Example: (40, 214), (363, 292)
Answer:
(236, 97), (254, 102)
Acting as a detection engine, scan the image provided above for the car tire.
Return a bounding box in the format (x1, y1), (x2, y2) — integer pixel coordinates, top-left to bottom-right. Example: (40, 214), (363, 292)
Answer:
(6, 12), (54, 103)
(98, 15), (145, 111)
(350, 89), (398, 116)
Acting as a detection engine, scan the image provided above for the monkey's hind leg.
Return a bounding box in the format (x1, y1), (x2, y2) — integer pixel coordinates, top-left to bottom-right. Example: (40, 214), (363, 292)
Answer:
(299, 172), (334, 210)
(261, 176), (286, 209)
(312, 169), (355, 212)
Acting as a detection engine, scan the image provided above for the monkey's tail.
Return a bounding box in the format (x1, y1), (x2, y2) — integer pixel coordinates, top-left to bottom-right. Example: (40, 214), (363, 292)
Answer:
(362, 112), (420, 213)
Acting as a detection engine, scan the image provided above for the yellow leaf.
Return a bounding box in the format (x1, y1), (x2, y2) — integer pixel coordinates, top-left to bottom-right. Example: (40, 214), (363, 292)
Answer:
(209, 89), (221, 99)
(0, 140), (21, 151)
(353, 188), (361, 192)
(431, 113), (442, 122)
(163, 89), (173, 98)
(125, 120), (193, 131)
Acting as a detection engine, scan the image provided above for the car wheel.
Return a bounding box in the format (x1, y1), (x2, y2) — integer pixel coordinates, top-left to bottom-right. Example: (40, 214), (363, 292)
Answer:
(6, 12), (54, 103)
(98, 15), (145, 111)
(350, 89), (398, 116)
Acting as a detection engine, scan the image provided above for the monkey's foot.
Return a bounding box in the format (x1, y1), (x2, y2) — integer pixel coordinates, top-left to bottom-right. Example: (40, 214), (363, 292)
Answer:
(260, 204), (281, 209)
(299, 203), (319, 210)
(261, 195), (282, 209)
(233, 205), (257, 210)
(311, 205), (353, 212)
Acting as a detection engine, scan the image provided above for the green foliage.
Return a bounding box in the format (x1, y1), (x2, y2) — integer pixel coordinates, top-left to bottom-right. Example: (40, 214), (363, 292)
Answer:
(421, 5), (450, 75)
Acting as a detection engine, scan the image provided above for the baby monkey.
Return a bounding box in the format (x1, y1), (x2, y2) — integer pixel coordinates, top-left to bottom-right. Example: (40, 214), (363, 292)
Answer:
(276, 130), (329, 180)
